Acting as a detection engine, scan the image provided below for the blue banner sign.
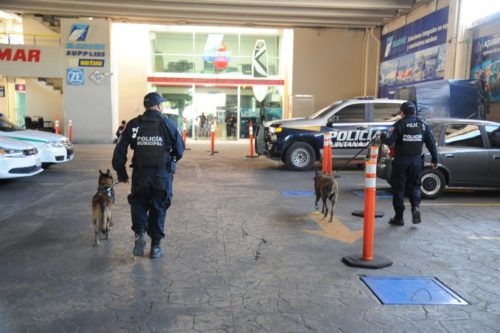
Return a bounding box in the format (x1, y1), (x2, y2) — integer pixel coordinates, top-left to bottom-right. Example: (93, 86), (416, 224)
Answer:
(379, 7), (449, 98)
(470, 33), (500, 103)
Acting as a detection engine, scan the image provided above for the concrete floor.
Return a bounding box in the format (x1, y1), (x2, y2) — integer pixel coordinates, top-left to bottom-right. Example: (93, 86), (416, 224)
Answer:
(0, 142), (499, 333)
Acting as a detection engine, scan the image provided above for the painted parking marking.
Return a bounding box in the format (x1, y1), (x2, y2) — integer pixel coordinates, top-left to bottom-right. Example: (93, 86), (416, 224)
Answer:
(468, 236), (500, 240)
(303, 212), (363, 244)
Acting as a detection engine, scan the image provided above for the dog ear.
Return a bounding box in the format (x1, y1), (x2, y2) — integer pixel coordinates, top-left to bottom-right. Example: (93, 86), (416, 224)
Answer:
(99, 169), (104, 176)
(106, 169), (111, 175)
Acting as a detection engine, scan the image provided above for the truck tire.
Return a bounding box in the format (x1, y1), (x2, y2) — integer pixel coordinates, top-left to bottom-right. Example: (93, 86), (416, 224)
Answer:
(420, 169), (445, 199)
(285, 142), (316, 171)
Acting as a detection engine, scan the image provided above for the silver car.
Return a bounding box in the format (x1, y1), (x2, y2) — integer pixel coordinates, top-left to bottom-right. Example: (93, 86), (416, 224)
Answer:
(377, 118), (500, 199)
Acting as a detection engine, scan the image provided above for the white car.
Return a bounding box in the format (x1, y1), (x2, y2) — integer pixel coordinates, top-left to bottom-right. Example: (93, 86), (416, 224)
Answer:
(0, 136), (43, 179)
(0, 116), (74, 166)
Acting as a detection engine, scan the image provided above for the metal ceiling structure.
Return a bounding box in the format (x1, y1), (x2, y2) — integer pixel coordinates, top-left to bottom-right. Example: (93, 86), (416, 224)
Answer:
(0, 0), (418, 29)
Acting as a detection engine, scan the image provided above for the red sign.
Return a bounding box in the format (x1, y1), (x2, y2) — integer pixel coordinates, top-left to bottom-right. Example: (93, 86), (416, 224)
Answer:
(213, 44), (229, 70)
(15, 84), (26, 91)
(0, 48), (41, 62)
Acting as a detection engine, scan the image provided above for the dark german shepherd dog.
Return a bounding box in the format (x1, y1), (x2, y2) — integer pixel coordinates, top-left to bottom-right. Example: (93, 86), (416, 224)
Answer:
(92, 169), (115, 245)
(314, 170), (339, 222)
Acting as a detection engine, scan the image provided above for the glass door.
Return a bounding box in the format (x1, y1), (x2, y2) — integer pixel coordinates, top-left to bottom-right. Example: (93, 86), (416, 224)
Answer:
(193, 86), (238, 140)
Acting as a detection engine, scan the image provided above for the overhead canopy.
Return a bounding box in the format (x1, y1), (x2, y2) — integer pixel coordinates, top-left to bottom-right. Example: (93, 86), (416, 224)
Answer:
(0, 0), (417, 28)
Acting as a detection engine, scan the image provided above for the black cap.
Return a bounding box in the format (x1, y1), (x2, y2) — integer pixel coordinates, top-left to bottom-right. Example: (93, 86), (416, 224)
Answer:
(400, 101), (417, 115)
(144, 92), (165, 107)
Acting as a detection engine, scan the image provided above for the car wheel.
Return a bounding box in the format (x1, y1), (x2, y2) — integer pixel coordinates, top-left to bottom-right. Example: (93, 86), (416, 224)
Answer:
(285, 142), (316, 171)
(420, 169), (445, 199)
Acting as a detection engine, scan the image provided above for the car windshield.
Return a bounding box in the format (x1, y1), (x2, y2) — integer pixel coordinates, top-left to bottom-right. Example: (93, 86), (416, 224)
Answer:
(307, 100), (345, 120)
(0, 117), (22, 132)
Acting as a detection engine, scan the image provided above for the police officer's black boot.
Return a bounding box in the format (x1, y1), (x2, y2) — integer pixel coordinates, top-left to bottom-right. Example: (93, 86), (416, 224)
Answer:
(150, 240), (164, 259)
(133, 232), (147, 257)
(388, 215), (404, 226)
(412, 207), (421, 224)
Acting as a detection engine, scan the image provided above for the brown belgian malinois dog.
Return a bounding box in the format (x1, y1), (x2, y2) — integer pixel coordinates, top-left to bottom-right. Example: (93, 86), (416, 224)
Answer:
(92, 169), (115, 245)
(314, 170), (339, 222)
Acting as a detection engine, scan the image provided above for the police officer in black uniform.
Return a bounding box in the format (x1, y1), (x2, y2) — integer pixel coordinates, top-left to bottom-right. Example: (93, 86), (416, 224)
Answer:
(112, 92), (184, 258)
(381, 101), (439, 226)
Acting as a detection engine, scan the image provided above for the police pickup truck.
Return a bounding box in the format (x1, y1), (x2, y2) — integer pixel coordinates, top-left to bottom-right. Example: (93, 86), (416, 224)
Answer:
(255, 98), (405, 170)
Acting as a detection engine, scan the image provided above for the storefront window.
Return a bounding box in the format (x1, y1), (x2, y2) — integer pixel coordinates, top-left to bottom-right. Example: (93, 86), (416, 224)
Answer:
(152, 31), (280, 76)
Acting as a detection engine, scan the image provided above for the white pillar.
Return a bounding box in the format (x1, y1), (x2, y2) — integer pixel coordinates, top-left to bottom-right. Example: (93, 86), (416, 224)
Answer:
(61, 18), (116, 143)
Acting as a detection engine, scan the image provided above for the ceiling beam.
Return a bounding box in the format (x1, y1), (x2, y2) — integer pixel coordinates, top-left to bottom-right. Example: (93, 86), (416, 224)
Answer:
(2, 0), (415, 10)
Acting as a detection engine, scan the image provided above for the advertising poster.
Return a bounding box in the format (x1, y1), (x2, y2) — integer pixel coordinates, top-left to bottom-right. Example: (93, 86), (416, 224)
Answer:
(470, 33), (500, 103)
(379, 7), (449, 98)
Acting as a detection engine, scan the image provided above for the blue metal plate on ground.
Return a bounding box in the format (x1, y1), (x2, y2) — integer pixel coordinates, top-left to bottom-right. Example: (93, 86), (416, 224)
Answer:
(280, 190), (315, 198)
(360, 276), (468, 305)
(352, 190), (392, 199)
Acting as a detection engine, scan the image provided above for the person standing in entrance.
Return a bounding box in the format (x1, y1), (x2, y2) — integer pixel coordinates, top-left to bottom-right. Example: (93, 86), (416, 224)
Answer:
(112, 92), (184, 258)
(381, 101), (439, 226)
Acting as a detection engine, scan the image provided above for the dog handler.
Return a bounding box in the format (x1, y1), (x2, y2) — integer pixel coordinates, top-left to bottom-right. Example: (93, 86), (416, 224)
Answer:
(380, 101), (438, 226)
(112, 92), (184, 258)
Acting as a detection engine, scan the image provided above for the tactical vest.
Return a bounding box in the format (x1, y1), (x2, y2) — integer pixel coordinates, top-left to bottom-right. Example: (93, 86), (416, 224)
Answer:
(133, 115), (171, 168)
(396, 118), (425, 156)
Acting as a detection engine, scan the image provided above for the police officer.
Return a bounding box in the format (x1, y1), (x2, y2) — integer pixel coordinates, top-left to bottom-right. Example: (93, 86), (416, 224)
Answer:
(381, 101), (439, 226)
(112, 92), (184, 258)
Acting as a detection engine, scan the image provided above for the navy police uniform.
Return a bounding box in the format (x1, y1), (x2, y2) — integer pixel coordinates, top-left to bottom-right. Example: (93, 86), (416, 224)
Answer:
(112, 93), (184, 258)
(382, 102), (438, 225)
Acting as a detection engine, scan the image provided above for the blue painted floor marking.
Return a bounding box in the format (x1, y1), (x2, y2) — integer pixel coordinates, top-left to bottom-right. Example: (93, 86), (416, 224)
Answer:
(280, 190), (315, 198)
(360, 276), (468, 305)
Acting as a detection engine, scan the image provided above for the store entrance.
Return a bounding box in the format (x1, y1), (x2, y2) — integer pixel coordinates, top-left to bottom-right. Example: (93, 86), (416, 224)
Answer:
(193, 87), (238, 140)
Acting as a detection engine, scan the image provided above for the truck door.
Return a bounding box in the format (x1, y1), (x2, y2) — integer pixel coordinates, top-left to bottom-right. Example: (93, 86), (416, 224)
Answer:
(326, 103), (371, 159)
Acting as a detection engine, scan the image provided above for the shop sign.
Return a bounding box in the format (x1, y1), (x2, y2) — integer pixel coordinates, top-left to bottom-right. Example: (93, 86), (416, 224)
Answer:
(89, 70), (105, 84)
(470, 33), (500, 102)
(203, 34), (231, 69)
(379, 6), (449, 98)
(68, 24), (90, 41)
(0, 47), (41, 62)
(67, 68), (85, 85)
(15, 84), (26, 91)
(78, 58), (105, 67)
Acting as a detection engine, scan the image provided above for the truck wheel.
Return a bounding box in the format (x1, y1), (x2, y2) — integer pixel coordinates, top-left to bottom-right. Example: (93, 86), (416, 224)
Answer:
(420, 169), (445, 199)
(285, 142), (316, 171)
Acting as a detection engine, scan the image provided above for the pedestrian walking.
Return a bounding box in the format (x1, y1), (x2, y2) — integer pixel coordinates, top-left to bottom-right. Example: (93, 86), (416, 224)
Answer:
(112, 92), (184, 258)
(381, 101), (439, 226)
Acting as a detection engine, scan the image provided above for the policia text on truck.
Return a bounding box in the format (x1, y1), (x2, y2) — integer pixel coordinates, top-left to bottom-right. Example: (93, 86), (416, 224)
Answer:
(255, 98), (405, 171)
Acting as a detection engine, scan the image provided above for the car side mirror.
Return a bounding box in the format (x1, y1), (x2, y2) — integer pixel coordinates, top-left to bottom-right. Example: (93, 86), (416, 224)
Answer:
(327, 115), (339, 127)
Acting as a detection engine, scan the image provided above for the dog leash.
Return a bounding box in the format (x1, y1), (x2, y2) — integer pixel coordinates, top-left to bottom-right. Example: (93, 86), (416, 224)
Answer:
(336, 133), (382, 173)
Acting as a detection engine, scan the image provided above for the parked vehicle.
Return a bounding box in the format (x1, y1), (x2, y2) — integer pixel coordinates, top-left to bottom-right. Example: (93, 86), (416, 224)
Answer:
(255, 97), (405, 170)
(0, 116), (74, 167)
(377, 118), (500, 199)
(0, 137), (43, 179)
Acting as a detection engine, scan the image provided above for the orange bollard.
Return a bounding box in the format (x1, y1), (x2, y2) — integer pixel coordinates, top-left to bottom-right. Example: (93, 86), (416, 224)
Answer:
(208, 118), (219, 155)
(181, 117), (191, 151)
(246, 121), (258, 158)
(55, 115), (60, 134)
(68, 119), (73, 141)
(322, 132), (331, 174)
(326, 131), (333, 176)
(369, 145), (379, 163)
(362, 161), (377, 260)
(342, 160), (392, 268)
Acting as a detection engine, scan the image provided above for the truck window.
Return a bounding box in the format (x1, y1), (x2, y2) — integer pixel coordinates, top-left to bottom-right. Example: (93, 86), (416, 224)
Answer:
(331, 104), (365, 123)
(373, 103), (401, 122)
